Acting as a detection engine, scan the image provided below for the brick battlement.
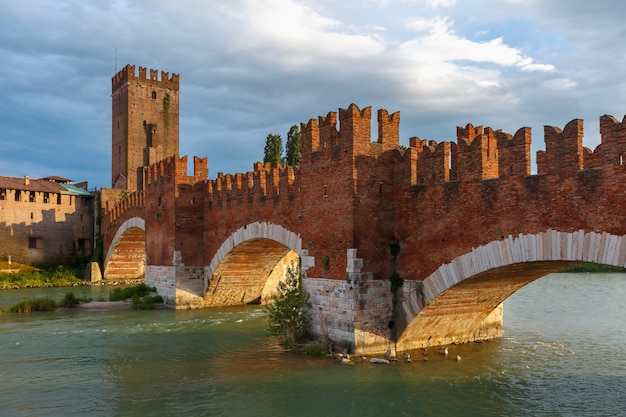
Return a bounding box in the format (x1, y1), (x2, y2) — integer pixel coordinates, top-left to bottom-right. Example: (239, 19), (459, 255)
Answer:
(112, 64), (180, 93)
(144, 155), (207, 190)
(164, 106), (626, 206)
(103, 190), (145, 224)
(295, 104), (626, 194)
(203, 163), (298, 202)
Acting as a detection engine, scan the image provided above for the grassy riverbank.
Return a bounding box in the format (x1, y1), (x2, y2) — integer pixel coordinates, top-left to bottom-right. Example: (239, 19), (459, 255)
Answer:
(558, 262), (626, 273)
(3, 284), (163, 312)
(0, 261), (85, 289)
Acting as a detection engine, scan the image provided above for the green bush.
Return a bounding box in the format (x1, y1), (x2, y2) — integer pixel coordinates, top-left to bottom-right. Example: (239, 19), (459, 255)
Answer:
(110, 283), (155, 301)
(131, 294), (163, 310)
(7, 297), (57, 313)
(264, 260), (311, 349)
(59, 292), (92, 308)
(559, 262), (626, 273)
(0, 265), (83, 288)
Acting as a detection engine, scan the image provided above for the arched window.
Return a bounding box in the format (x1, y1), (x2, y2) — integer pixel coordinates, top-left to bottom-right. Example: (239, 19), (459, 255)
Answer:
(151, 91), (157, 100)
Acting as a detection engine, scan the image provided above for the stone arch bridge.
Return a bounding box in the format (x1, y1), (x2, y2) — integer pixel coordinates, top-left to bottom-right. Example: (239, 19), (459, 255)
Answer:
(101, 104), (626, 354)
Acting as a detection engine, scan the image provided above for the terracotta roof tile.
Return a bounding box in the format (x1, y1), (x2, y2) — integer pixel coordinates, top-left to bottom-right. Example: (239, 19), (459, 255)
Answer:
(0, 176), (65, 193)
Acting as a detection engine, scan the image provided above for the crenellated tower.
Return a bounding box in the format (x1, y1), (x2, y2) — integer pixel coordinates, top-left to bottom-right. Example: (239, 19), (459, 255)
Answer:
(111, 64), (180, 191)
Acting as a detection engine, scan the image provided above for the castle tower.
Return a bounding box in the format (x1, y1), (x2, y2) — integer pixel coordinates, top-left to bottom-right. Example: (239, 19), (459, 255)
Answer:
(111, 64), (180, 191)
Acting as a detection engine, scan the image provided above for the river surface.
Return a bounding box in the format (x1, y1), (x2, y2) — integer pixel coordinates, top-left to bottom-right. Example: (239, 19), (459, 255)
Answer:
(0, 273), (624, 417)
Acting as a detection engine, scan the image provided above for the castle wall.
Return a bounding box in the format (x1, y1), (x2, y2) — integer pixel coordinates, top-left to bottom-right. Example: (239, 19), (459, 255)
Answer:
(103, 82), (626, 354)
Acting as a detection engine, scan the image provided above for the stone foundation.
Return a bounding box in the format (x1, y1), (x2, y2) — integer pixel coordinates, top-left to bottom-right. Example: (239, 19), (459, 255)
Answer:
(145, 265), (177, 307)
(305, 273), (394, 355)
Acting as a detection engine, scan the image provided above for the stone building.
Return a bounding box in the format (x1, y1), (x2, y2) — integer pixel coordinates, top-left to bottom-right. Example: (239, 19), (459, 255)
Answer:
(0, 175), (94, 266)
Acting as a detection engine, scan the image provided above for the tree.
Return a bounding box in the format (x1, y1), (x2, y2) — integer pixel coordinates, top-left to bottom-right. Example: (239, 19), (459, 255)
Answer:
(263, 133), (283, 168)
(264, 260), (311, 348)
(284, 124), (301, 166)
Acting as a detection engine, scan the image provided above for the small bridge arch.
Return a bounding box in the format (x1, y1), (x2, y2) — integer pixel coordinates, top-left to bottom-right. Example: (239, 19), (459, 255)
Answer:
(103, 217), (146, 280)
(397, 229), (626, 350)
(202, 222), (310, 307)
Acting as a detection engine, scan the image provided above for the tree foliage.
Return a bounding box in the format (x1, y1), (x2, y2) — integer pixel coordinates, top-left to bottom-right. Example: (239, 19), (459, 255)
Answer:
(264, 260), (311, 348)
(263, 133), (283, 168)
(285, 124), (301, 166)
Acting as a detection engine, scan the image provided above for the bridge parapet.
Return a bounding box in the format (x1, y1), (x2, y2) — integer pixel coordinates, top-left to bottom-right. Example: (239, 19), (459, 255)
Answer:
(205, 163), (298, 201)
(299, 105), (626, 190)
(414, 114), (626, 185)
(144, 154), (207, 192)
(102, 190), (145, 224)
(100, 188), (146, 272)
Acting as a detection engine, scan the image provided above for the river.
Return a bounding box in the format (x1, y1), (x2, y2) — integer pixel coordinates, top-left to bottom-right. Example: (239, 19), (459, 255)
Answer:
(0, 272), (624, 417)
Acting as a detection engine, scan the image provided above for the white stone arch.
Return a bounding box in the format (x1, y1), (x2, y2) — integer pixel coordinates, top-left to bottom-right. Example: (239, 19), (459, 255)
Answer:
(204, 221), (311, 292)
(400, 229), (626, 325)
(104, 217), (146, 268)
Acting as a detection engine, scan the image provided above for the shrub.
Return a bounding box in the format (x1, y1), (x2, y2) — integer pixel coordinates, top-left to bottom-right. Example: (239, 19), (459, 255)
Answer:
(110, 283), (155, 301)
(559, 262), (626, 273)
(0, 265), (83, 288)
(264, 260), (311, 349)
(7, 297), (57, 313)
(59, 292), (92, 308)
(131, 294), (163, 310)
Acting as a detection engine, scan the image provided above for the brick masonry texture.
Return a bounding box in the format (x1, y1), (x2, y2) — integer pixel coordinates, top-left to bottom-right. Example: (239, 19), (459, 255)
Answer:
(102, 66), (626, 353)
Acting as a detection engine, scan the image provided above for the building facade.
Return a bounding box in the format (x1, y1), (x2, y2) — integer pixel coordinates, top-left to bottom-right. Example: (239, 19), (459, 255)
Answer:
(0, 175), (94, 266)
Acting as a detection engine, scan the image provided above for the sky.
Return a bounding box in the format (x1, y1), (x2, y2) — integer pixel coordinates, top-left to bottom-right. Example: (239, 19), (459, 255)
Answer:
(1, 0), (626, 189)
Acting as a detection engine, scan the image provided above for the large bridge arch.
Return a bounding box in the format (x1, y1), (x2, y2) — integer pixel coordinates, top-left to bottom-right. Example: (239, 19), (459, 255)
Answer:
(103, 217), (146, 280)
(397, 229), (626, 351)
(202, 222), (309, 307)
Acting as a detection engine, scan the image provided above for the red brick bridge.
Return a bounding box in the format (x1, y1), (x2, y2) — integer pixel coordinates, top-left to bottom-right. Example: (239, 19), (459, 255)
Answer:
(102, 104), (626, 354)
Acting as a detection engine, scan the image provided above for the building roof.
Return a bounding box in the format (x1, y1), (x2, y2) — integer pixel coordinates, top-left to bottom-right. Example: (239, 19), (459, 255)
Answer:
(38, 176), (73, 184)
(0, 176), (64, 193)
(0, 175), (91, 196)
(60, 183), (92, 196)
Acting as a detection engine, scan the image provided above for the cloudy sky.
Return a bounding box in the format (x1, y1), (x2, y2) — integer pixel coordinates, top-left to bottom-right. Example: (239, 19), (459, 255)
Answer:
(1, 0), (625, 188)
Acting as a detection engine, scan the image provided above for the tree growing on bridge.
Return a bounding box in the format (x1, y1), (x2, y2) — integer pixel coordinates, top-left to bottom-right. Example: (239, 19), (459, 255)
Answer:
(264, 260), (311, 349)
(263, 133), (283, 168)
(284, 125), (301, 166)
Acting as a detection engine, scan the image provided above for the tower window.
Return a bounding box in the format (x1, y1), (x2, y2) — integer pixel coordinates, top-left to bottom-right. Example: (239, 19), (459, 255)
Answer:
(151, 91), (157, 100)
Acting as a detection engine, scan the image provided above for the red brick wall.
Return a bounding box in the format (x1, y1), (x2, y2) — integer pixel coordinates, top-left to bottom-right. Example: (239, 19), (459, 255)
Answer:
(106, 105), (626, 288)
(111, 64), (180, 191)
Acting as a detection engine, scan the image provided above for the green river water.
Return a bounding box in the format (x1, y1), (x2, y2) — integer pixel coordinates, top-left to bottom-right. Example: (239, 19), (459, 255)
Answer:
(0, 273), (624, 417)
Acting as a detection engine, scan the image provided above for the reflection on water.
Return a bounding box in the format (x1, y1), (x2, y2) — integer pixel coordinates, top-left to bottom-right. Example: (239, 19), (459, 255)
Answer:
(0, 273), (624, 416)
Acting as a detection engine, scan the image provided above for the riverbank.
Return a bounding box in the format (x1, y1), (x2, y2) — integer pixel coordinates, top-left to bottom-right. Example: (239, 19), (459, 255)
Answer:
(0, 278), (145, 290)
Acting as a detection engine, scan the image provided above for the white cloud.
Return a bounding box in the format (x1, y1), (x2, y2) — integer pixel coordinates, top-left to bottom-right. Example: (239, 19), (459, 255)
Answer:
(404, 17), (553, 70)
(240, 1), (385, 68)
(426, 0), (456, 8)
